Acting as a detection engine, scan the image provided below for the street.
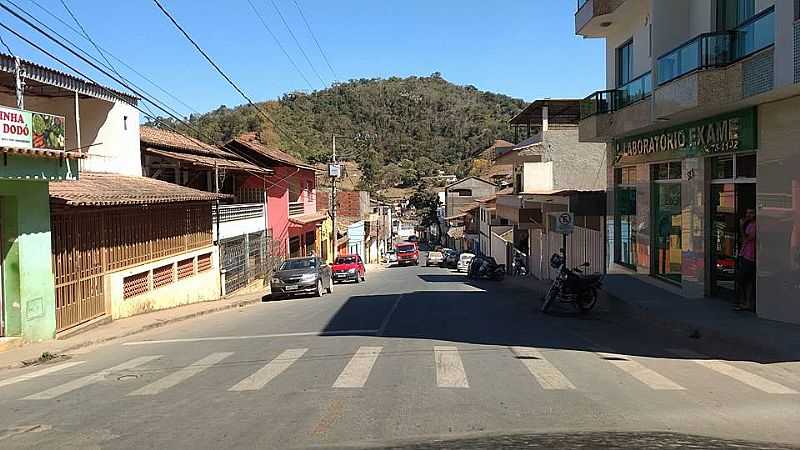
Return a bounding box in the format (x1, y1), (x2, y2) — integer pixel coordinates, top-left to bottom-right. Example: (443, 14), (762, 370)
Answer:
(1, 260), (799, 449)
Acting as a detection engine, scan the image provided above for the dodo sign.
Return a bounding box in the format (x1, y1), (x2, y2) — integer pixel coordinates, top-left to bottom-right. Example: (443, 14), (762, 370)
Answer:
(550, 212), (575, 235)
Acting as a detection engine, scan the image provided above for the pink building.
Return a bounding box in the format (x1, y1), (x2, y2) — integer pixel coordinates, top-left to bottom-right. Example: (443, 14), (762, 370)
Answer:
(225, 134), (326, 259)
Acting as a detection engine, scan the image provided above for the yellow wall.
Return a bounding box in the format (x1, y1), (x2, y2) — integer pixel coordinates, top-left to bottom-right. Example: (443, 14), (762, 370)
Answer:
(319, 215), (334, 264)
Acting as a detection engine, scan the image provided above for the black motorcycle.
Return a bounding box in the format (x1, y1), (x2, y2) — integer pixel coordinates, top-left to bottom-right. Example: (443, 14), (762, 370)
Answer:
(511, 251), (528, 276)
(467, 255), (506, 281)
(541, 252), (602, 314)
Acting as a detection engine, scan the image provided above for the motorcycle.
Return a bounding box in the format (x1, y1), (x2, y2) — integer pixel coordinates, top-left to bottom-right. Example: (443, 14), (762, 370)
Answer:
(511, 252), (528, 276)
(467, 255), (506, 281)
(541, 252), (603, 314)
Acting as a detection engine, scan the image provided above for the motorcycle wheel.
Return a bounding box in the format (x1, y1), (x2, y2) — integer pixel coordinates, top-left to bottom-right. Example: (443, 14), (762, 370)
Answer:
(541, 284), (558, 313)
(577, 288), (598, 313)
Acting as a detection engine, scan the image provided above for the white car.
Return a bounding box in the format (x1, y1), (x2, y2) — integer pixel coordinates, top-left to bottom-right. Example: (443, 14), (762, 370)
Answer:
(386, 250), (397, 263)
(457, 253), (475, 272)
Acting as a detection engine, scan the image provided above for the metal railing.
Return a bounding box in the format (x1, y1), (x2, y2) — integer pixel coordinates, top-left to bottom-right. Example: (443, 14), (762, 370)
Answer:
(580, 71), (652, 120)
(288, 201), (305, 216)
(213, 203), (264, 223)
(656, 7), (774, 85)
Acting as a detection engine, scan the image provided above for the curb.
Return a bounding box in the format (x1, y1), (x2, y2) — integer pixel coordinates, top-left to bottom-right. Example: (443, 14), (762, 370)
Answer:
(0, 297), (262, 370)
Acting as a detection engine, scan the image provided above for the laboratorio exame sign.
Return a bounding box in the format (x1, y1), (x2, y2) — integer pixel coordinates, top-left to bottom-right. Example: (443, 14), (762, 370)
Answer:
(614, 108), (756, 165)
(0, 105), (66, 152)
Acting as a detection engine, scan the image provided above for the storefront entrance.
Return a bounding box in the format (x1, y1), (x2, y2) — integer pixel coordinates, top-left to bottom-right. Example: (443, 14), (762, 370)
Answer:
(710, 154), (757, 300)
(652, 162), (682, 283)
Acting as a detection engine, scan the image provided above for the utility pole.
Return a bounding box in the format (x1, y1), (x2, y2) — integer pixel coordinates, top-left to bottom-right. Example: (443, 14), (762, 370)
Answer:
(214, 161), (223, 297)
(14, 56), (25, 109)
(330, 135), (337, 259)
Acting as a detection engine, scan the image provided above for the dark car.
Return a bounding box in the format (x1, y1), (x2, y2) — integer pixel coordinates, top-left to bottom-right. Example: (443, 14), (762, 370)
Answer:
(331, 254), (366, 283)
(442, 249), (459, 268)
(270, 256), (332, 299)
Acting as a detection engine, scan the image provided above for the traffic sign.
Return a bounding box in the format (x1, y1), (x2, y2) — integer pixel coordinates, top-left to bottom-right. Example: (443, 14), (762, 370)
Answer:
(328, 163), (341, 177)
(550, 212), (575, 235)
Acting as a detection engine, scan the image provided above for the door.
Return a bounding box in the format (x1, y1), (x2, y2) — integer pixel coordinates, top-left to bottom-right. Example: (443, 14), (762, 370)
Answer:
(711, 182), (756, 299)
(652, 162), (682, 283)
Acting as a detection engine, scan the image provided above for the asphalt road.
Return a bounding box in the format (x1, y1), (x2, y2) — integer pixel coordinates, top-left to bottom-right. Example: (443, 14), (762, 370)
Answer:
(1, 259), (799, 449)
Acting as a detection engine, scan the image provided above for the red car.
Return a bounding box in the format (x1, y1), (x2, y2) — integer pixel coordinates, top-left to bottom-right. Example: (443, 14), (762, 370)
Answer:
(394, 242), (419, 266)
(332, 254), (366, 283)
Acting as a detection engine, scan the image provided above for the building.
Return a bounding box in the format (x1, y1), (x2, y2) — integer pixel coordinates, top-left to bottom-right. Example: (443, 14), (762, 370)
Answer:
(140, 126), (275, 295)
(224, 133), (327, 261)
(444, 177), (497, 218)
(477, 191), (513, 266)
(575, 0), (800, 324)
(497, 99), (607, 278)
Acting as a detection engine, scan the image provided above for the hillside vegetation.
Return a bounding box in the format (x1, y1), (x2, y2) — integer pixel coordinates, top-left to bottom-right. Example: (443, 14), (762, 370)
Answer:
(151, 73), (525, 192)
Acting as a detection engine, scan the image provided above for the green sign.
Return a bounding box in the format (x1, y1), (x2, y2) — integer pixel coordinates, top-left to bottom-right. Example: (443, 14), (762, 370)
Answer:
(614, 108), (756, 165)
(0, 106), (66, 151)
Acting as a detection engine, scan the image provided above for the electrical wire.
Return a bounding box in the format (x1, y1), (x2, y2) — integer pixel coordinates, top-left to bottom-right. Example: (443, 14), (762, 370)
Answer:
(291, 0), (336, 81)
(267, 0), (326, 87)
(151, 0), (313, 155)
(244, 0), (314, 91)
(0, 32), (12, 54)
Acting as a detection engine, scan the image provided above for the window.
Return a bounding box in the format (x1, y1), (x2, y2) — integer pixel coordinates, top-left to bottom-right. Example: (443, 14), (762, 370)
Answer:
(717, 0), (755, 30)
(617, 39), (633, 87)
(796, 0), (800, 20)
(711, 154), (756, 180)
(452, 189), (472, 197)
(651, 163), (682, 283)
(614, 167), (638, 268)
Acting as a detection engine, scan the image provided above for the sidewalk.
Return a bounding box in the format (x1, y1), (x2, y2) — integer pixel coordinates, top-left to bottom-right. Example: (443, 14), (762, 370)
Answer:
(505, 272), (800, 361)
(0, 290), (266, 370)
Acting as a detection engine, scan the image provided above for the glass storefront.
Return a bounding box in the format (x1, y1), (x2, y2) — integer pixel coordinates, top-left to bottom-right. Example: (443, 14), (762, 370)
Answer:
(652, 162), (682, 283)
(614, 167), (637, 268)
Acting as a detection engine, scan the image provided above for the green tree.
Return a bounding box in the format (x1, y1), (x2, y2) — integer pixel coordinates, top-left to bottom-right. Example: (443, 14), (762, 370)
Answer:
(408, 185), (442, 240)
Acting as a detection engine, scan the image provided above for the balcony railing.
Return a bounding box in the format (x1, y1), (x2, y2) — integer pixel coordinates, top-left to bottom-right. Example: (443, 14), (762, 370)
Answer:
(288, 201), (305, 216)
(656, 7), (774, 85)
(577, 0), (589, 11)
(580, 71), (652, 120)
(213, 203), (264, 224)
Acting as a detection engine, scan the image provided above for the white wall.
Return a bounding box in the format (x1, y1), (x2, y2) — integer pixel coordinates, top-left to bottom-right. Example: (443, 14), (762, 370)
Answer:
(522, 162), (554, 194)
(80, 99), (141, 176)
(773, 0), (794, 87)
(604, 0), (651, 88)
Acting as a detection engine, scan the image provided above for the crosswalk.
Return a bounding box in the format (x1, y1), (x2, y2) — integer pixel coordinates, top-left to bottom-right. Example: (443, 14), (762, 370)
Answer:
(1, 346), (797, 401)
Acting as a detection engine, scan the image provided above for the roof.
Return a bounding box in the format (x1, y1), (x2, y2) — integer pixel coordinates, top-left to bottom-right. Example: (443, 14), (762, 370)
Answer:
(0, 53), (137, 104)
(2, 146), (86, 160)
(49, 172), (228, 206)
(226, 134), (316, 171)
(288, 209), (329, 225)
(140, 126), (230, 157)
(144, 148), (272, 174)
(471, 139), (515, 159)
(444, 176), (495, 190)
(486, 164), (513, 179)
(510, 99), (581, 126)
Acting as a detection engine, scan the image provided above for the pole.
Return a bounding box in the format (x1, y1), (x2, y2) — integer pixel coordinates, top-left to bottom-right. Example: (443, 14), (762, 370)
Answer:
(14, 56), (24, 109)
(214, 162), (222, 297)
(331, 135), (337, 258)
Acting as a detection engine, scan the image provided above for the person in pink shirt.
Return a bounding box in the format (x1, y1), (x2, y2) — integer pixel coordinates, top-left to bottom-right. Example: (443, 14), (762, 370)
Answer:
(735, 208), (757, 311)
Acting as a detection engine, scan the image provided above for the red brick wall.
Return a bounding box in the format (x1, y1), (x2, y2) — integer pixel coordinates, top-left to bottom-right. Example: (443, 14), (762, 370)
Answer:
(315, 190), (370, 218)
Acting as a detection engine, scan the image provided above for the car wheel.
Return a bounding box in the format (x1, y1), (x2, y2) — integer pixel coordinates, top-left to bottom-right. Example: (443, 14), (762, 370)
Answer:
(315, 279), (323, 297)
(361, 273), (366, 282)
(354, 274), (360, 283)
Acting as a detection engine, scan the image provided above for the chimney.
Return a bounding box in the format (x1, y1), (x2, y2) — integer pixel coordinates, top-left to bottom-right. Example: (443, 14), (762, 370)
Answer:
(542, 105), (549, 132)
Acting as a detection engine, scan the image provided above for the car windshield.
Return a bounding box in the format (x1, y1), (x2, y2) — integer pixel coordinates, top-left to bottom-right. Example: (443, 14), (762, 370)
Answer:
(460, 254), (474, 260)
(429, 252), (443, 257)
(396, 245), (415, 252)
(335, 256), (357, 265)
(279, 259), (316, 270)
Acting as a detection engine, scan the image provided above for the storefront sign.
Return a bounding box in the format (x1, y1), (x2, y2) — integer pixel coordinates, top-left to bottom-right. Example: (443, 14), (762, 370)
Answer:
(614, 109), (756, 165)
(0, 106), (66, 151)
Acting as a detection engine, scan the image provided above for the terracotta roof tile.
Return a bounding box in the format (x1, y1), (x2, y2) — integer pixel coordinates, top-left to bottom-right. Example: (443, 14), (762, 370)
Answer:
(226, 134), (316, 170)
(143, 148), (272, 174)
(140, 126), (234, 158)
(289, 209), (328, 225)
(50, 172), (228, 206)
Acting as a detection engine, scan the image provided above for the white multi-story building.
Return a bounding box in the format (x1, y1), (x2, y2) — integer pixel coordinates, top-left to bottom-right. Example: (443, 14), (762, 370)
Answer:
(575, 0), (800, 323)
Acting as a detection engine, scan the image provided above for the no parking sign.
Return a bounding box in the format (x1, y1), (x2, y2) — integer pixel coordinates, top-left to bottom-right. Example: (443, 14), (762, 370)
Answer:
(550, 212), (575, 235)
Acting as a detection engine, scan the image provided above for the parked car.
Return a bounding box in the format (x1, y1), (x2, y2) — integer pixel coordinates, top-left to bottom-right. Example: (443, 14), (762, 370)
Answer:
(386, 250), (397, 263)
(426, 251), (444, 266)
(394, 242), (419, 266)
(457, 253), (476, 272)
(407, 235), (419, 243)
(332, 254), (366, 283)
(271, 256), (332, 299)
(442, 249), (459, 268)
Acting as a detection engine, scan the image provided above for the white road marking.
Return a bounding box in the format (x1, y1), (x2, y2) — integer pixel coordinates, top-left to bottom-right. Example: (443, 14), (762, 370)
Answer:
(229, 348), (308, 391)
(434, 346), (469, 388)
(0, 361), (86, 389)
(333, 346), (382, 388)
(511, 347), (576, 390)
(128, 352), (234, 396)
(668, 348), (798, 394)
(377, 294), (404, 336)
(24, 355), (162, 400)
(123, 330), (379, 346)
(597, 352), (685, 390)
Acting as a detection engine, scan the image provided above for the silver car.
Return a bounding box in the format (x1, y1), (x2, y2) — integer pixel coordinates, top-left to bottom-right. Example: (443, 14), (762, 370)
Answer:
(426, 251), (444, 266)
(270, 257), (332, 299)
(457, 253), (475, 272)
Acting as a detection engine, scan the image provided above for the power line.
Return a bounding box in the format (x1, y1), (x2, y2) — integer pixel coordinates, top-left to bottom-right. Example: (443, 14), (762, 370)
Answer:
(23, 0), (200, 115)
(0, 31), (12, 54)
(267, 0), (326, 87)
(151, 0), (312, 154)
(291, 0), (336, 81)
(244, 0), (314, 91)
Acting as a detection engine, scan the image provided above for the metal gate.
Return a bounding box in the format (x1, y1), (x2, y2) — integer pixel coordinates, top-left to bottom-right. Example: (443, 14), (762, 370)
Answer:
(221, 231), (275, 295)
(51, 212), (106, 332)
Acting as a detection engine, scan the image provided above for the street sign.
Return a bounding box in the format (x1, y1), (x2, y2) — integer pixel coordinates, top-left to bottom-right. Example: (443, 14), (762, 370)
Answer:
(328, 163), (341, 177)
(550, 212), (574, 235)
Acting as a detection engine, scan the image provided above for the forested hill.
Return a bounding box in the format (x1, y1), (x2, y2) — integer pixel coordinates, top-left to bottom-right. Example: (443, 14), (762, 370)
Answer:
(152, 73), (526, 190)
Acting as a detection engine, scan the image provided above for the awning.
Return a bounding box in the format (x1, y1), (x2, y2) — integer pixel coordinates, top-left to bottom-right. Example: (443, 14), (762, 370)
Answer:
(50, 172), (229, 206)
(444, 213), (467, 221)
(144, 147), (272, 174)
(2, 146), (86, 160)
(288, 210), (328, 226)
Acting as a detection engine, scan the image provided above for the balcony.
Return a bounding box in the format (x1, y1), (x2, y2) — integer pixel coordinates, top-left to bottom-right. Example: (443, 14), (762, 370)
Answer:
(213, 203), (266, 241)
(288, 201), (305, 216)
(575, 0), (629, 37)
(654, 7), (775, 118)
(579, 72), (653, 142)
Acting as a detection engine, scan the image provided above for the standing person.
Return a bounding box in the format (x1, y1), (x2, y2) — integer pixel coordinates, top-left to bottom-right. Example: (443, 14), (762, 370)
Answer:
(735, 208), (757, 311)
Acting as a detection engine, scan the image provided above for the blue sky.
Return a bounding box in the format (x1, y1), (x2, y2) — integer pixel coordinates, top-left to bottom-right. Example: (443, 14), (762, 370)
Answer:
(1, 0), (606, 117)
